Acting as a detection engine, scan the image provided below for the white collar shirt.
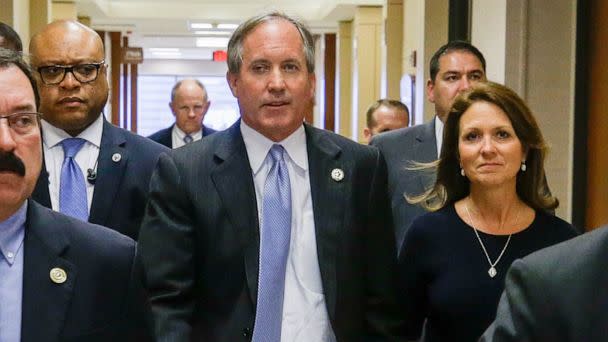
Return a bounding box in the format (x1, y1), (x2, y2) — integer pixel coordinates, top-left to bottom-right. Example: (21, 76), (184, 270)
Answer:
(41, 113), (103, 213)
(171, 124), (202, 149)
(240, 121), (336, 342)
(434, 115), (444, 159)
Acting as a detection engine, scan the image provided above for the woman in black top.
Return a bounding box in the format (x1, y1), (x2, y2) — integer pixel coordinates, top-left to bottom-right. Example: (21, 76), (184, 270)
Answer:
(398, 82), (577, 341)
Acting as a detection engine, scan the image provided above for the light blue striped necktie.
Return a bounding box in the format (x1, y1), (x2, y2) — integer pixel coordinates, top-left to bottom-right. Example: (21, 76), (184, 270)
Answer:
(252, 144), (292, 342)
(59, 138), (88, 221)
(183, 134), (193, 144)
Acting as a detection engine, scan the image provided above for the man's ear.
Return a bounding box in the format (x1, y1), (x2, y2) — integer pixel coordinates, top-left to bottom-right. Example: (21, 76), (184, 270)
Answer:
(226, 72), (238, 97)
(203, 100), (211, 114)
(363, 127), (372, 144)
(426, 78), (435, 103)
(169, 102), (176, 117)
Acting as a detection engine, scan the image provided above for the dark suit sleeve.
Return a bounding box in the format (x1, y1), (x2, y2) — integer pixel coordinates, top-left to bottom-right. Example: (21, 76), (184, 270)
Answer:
(480, 259), (557, 342)
(138, 152), (197, 341)
(122, 245), (155, 341)
(364, 149), (407, 340)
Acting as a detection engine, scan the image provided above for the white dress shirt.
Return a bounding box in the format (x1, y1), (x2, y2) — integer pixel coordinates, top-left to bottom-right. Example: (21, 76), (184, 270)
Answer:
(41, 114), (103, 213)
(434, 115), (444, 158)
(171, 125), (202, 149)
(240, 121), (336, 342)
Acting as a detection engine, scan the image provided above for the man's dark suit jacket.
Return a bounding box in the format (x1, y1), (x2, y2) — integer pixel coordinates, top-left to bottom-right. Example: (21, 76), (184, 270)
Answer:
(370, 119), (437, 251)
(21, 200), (153, 342)
(32, 118), (169, 240)
(481, 225), (608, 341)
(147, 124), (216, 148)
(138, 121), (405, 341)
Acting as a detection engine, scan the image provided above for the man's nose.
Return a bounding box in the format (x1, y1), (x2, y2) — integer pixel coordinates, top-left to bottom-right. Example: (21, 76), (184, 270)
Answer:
(0, 120), (17, 152)
(59, 70), (81, 89)
(268, 69), (286, 92)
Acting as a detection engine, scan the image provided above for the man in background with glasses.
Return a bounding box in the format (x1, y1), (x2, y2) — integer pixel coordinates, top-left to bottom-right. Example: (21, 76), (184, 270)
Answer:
(0, 47), (153, 342)
(28, 20), (168, 240)
(148, 78), (216, 149)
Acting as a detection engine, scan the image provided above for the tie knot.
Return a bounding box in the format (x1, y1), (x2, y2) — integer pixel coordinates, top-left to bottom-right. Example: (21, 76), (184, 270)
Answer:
(61, 138), (86, 158)
(268, 144), (284, 163)
(183, 134), (193, 144)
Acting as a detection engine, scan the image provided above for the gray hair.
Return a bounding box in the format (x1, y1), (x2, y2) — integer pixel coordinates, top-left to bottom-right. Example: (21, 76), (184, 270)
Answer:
(170, 78), (208, 102)
(227, 11), (315, 74)
(0, 47), (39, 107)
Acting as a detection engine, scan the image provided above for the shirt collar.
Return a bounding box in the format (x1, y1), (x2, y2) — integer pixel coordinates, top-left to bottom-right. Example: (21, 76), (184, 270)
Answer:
(173, 124), (202, 140)
(41, 113), (104, 149)
(0, 202), (27, 264)
(240, 120), (308, 176)
(434, 115), (444, 157)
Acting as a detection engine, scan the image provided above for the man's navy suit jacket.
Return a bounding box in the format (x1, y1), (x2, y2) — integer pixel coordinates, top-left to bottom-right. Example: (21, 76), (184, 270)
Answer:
(147, 124), (216, 149)
(20, 200), (153, 342)
(138, 121), (405, 341)
(32, 118), (169, 240)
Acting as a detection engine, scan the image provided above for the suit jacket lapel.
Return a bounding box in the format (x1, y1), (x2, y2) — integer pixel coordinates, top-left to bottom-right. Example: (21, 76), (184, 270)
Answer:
(31, 158), (52, 208)
(21, 201), (76, 342)
(413, 119), (438, 191)
(89, 120), (128, 226)
(305, 124), (343, 318)
(210, 122), (260, 305)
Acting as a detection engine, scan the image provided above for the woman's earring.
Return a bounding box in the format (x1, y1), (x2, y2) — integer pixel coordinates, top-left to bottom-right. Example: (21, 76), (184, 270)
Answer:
(521, 161), (527, 172)
(460, 168), (466, 177)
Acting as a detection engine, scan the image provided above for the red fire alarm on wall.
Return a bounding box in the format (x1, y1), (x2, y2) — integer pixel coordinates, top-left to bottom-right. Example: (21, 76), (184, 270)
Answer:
(213, 50), (227, 62)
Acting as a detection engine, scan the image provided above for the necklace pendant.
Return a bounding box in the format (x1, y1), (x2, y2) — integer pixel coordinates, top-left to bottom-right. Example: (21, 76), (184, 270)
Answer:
(488, 267), (497, 278)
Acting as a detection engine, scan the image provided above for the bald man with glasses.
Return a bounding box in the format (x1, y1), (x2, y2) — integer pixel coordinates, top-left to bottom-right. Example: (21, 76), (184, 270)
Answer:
(29, 20), (168, 240)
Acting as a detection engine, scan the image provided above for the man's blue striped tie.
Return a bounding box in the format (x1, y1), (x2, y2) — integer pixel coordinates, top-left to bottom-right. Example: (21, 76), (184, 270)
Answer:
(252, 144), (292, 341)
(59, 138), (88, 221)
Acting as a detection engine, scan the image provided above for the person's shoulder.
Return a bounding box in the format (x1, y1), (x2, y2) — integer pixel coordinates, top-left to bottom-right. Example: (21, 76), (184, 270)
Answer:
(30, 202), (135, 258)
(370, 121), (432, 148)
(534, 210), (579, 237)
(106, 123), (169, 155)
(407, 206), (453, 237)
(519, 225), (608, 276)
(147, 126), (172, 141)
(306, 124), (378, 157)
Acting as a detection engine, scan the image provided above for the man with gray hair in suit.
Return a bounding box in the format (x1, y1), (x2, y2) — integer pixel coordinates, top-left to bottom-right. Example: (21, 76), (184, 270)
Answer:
(148, 78), (215, 148)
(139, 11), (405, 342)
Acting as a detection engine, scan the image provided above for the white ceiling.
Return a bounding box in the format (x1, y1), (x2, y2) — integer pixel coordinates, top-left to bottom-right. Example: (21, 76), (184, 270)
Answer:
(74, 0), (384, 59)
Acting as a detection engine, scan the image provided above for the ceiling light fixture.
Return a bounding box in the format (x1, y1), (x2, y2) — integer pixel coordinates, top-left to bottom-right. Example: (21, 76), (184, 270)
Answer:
(190, 22), (213, 29)
(194, 30), (232, 36)
(149, 48), (180, 52)
(217, 23), (239, 30)
(196, 37), (229, 48)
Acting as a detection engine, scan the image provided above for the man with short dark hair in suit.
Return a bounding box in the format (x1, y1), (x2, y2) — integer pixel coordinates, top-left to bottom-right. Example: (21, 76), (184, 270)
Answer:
(148, 78), (216, 148)
(0, 48), (152, 342)
(139, 12), (405, 342)
(481, 225), (608, 341)
(29, 20), (168, 240)
(370, 41), (487, 251)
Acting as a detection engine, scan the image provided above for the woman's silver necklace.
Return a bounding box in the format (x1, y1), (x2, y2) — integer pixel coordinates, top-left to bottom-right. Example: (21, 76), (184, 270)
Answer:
(464, 202), (519, 278)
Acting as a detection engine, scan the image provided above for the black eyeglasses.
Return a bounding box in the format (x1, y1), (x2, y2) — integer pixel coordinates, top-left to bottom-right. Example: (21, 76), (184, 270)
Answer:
(0, 112), (43, 135)
(37, 61), (105, 85)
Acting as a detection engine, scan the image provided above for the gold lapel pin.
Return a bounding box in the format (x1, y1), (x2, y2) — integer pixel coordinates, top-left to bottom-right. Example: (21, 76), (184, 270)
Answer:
(50, 267), (67, 284)
(331, 168), (344, 182)
(112, 153), (122, 163)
